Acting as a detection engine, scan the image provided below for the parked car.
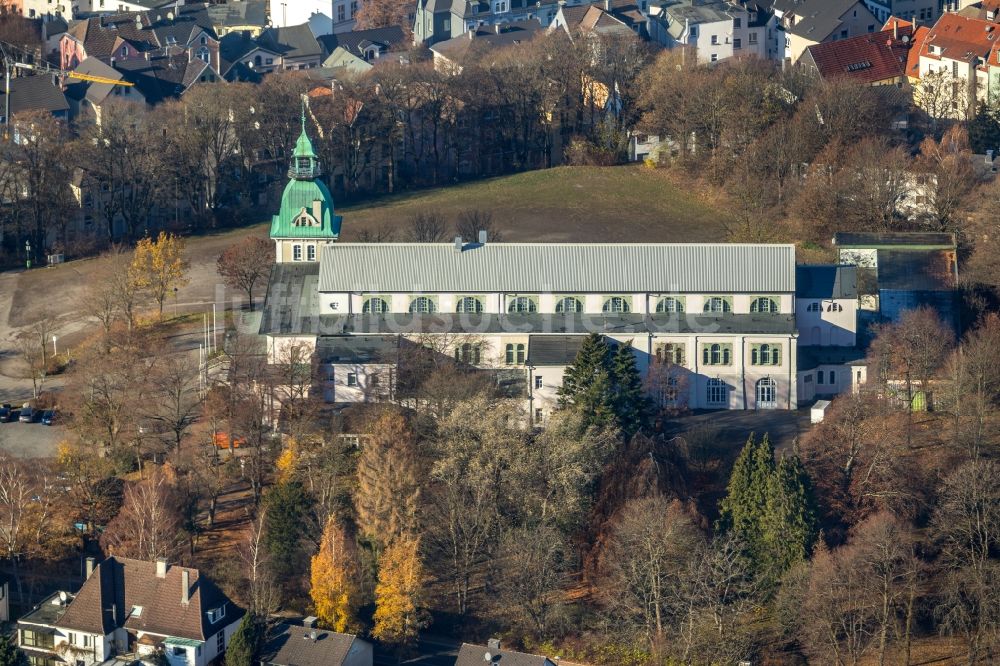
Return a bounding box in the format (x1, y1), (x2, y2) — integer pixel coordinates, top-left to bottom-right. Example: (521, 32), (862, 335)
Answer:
(18, 406), (34, 423)
(0, 404), (12, 422)
(41, 410), (55, 426)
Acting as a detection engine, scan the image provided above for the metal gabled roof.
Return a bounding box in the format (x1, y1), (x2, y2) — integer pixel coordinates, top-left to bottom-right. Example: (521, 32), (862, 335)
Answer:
(318, 243), (797, 294)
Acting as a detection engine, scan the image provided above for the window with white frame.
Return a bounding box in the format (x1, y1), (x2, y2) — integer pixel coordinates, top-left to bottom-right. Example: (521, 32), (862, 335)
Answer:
(306, 245), (316, 261)
(702, 343), (732, 366)
(602, 297), (631, 313)
(703, 297), (731, 313)
(655, 297), (684, 313)
(806, 302), (821, 312)
(750, 297), (778, 313)
(535, 375), (543, 389)
(347, 372), (358, 386)
(292, 244), (302, 261)
(656, 343), (685, 365)
(707, 378), (728, 405)
(826, 303), (843, 312)
(409, 296), (436, 313)
(216, 631), (224, 653)
(363, 297), (389, 313)
(555, 297), (582, 313)
(751, 343), (781, 366)
(505, 343), (526, 365)
(456, 296), (484, 313)
(454, 343), (481, 365)
(508, 296), (537, 313)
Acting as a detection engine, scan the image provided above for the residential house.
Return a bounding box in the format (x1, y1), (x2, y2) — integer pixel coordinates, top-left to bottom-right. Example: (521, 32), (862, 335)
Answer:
(0, 74), (70, 123)
(800, 18), (914, 86)
(207, 0), (268, 38)
(455, 642), (557, 666)
(259, 618), (373, 666)
(219, 31), (281, 79)
(772, 0), (880, 63)
(551, 0), (648, 40)
(267, 0), (361, 37)
(834, 232), (959, 331)
(863, 0), (938, 24)
(317, 26), (408, 73)
(414, 0), (571, 47)
(258, 24), (325, 70)
(62, 56), (145, 123)
(648, 0), (767, 63)
(913, 12), (999, 120)
(60, 4), (220, 71)
(17, 557), (243, 666)
(431, 20), (542, 72)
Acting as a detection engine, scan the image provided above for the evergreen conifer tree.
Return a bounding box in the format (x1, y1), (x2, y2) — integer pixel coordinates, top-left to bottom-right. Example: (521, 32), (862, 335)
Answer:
(717, 433), (775, 553)
(760, 455), (818, 580)
(224, 613), (262, 666)
(557, 334), (617, 430)
(0, 635), (26, 666)
(610, 341), (649, 436)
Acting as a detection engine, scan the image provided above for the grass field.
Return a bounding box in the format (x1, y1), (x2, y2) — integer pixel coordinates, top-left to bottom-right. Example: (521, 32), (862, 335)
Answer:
(338, 165), (733, 242)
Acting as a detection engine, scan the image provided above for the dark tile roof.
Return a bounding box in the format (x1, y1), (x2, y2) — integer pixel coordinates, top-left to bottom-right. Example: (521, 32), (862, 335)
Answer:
(431, 20), (542, 59)
(777, 0), (872, 41)
(260, 623), (366, 666)
(318, 25), (408, 58)
(834, 232), (956, 248)
(114, 52), (198, 103)
(805, 25), (912, 84)
(63, 57), (126, 105)
(258, 263), (322, 336)
(259, 24), (323, 59)
(57, 557), (242, 641)
(455, 644), (554, 666)
(0, 75), (70, 115)
(796, 265), (858, 299)
(797, 345), (867, 371)
(877, 249), (957, 291)
(67, 4), (216, 61)
(526, 335), (586, 365)
(315, 335), (399, 363)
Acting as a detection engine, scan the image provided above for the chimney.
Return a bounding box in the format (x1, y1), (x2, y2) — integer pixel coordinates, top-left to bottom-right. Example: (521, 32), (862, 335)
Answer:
(478, 229), (487, 244)
(312, 199), (322, 220)
(303, 616), (318, 628)
(181, 569), (190, 605)
(155, 557), (168, 578)
(454, 236), (463, 252)
(487, 638), (501, 651)
(892, 19), (898, 40)
(85, 557), (95, 580)
(604, 0), (610, 11)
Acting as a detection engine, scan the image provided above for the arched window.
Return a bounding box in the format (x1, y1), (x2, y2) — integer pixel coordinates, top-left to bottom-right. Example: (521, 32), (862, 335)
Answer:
(505, 343), (526, 365)
(826, 303), (843, 312)
(656, 297), (684, 313)
(555, 297), (582, 313)
(409, 297), (436, 314)
(362, 297), (388, 313)
(702, 343), (731, 366)
(602, 297), (630, 313)
(750, 297), (778, 313)
(507, 296), (537, 313)
(756, 377), (776, 408)
(807, 302), (821, 312)
(707, 378), (728, 405)
(456, 296), (483, 313)
(703, 297), (731, 313)
(198, 47), (209, 63)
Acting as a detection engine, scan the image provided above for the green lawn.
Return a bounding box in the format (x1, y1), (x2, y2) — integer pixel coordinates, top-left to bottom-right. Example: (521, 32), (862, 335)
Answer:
(338, 165), (732, 243)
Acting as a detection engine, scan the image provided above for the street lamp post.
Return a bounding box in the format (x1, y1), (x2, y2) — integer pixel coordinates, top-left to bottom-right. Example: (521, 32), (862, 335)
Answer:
(24, 239), (30, 269)
(52, 335), (58, 357)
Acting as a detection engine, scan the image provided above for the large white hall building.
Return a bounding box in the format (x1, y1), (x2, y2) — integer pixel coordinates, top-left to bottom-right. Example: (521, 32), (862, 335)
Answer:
(253, 124), (863, 420)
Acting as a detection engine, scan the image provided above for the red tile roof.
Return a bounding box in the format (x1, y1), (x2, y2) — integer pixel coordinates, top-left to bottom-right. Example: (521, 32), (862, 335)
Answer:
(920, 13), (1000, 69)
(806, 24), (913, 84)
(906, 25), (930, 78)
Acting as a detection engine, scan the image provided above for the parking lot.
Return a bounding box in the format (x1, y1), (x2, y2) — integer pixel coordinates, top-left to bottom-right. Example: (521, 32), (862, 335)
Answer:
(0, 412), (65, 458)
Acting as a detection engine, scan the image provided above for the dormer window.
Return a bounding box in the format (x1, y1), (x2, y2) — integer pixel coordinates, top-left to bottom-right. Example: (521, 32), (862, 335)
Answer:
(207, 605), (226, 624)
(121, 45), (129, 57)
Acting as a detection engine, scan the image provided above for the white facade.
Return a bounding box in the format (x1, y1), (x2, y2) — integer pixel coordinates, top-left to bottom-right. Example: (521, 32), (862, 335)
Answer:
(650, 2), (768, 64)
(269, 0), (359, 36)
(794, 296), (857, 346)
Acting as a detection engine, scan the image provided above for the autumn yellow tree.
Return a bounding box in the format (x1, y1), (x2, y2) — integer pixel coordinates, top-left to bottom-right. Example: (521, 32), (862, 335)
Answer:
(130, 232), (190, 317)
(373, 535), (427, 646)
(310, 516), (360, 632)
(355, 410), (420, 552)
